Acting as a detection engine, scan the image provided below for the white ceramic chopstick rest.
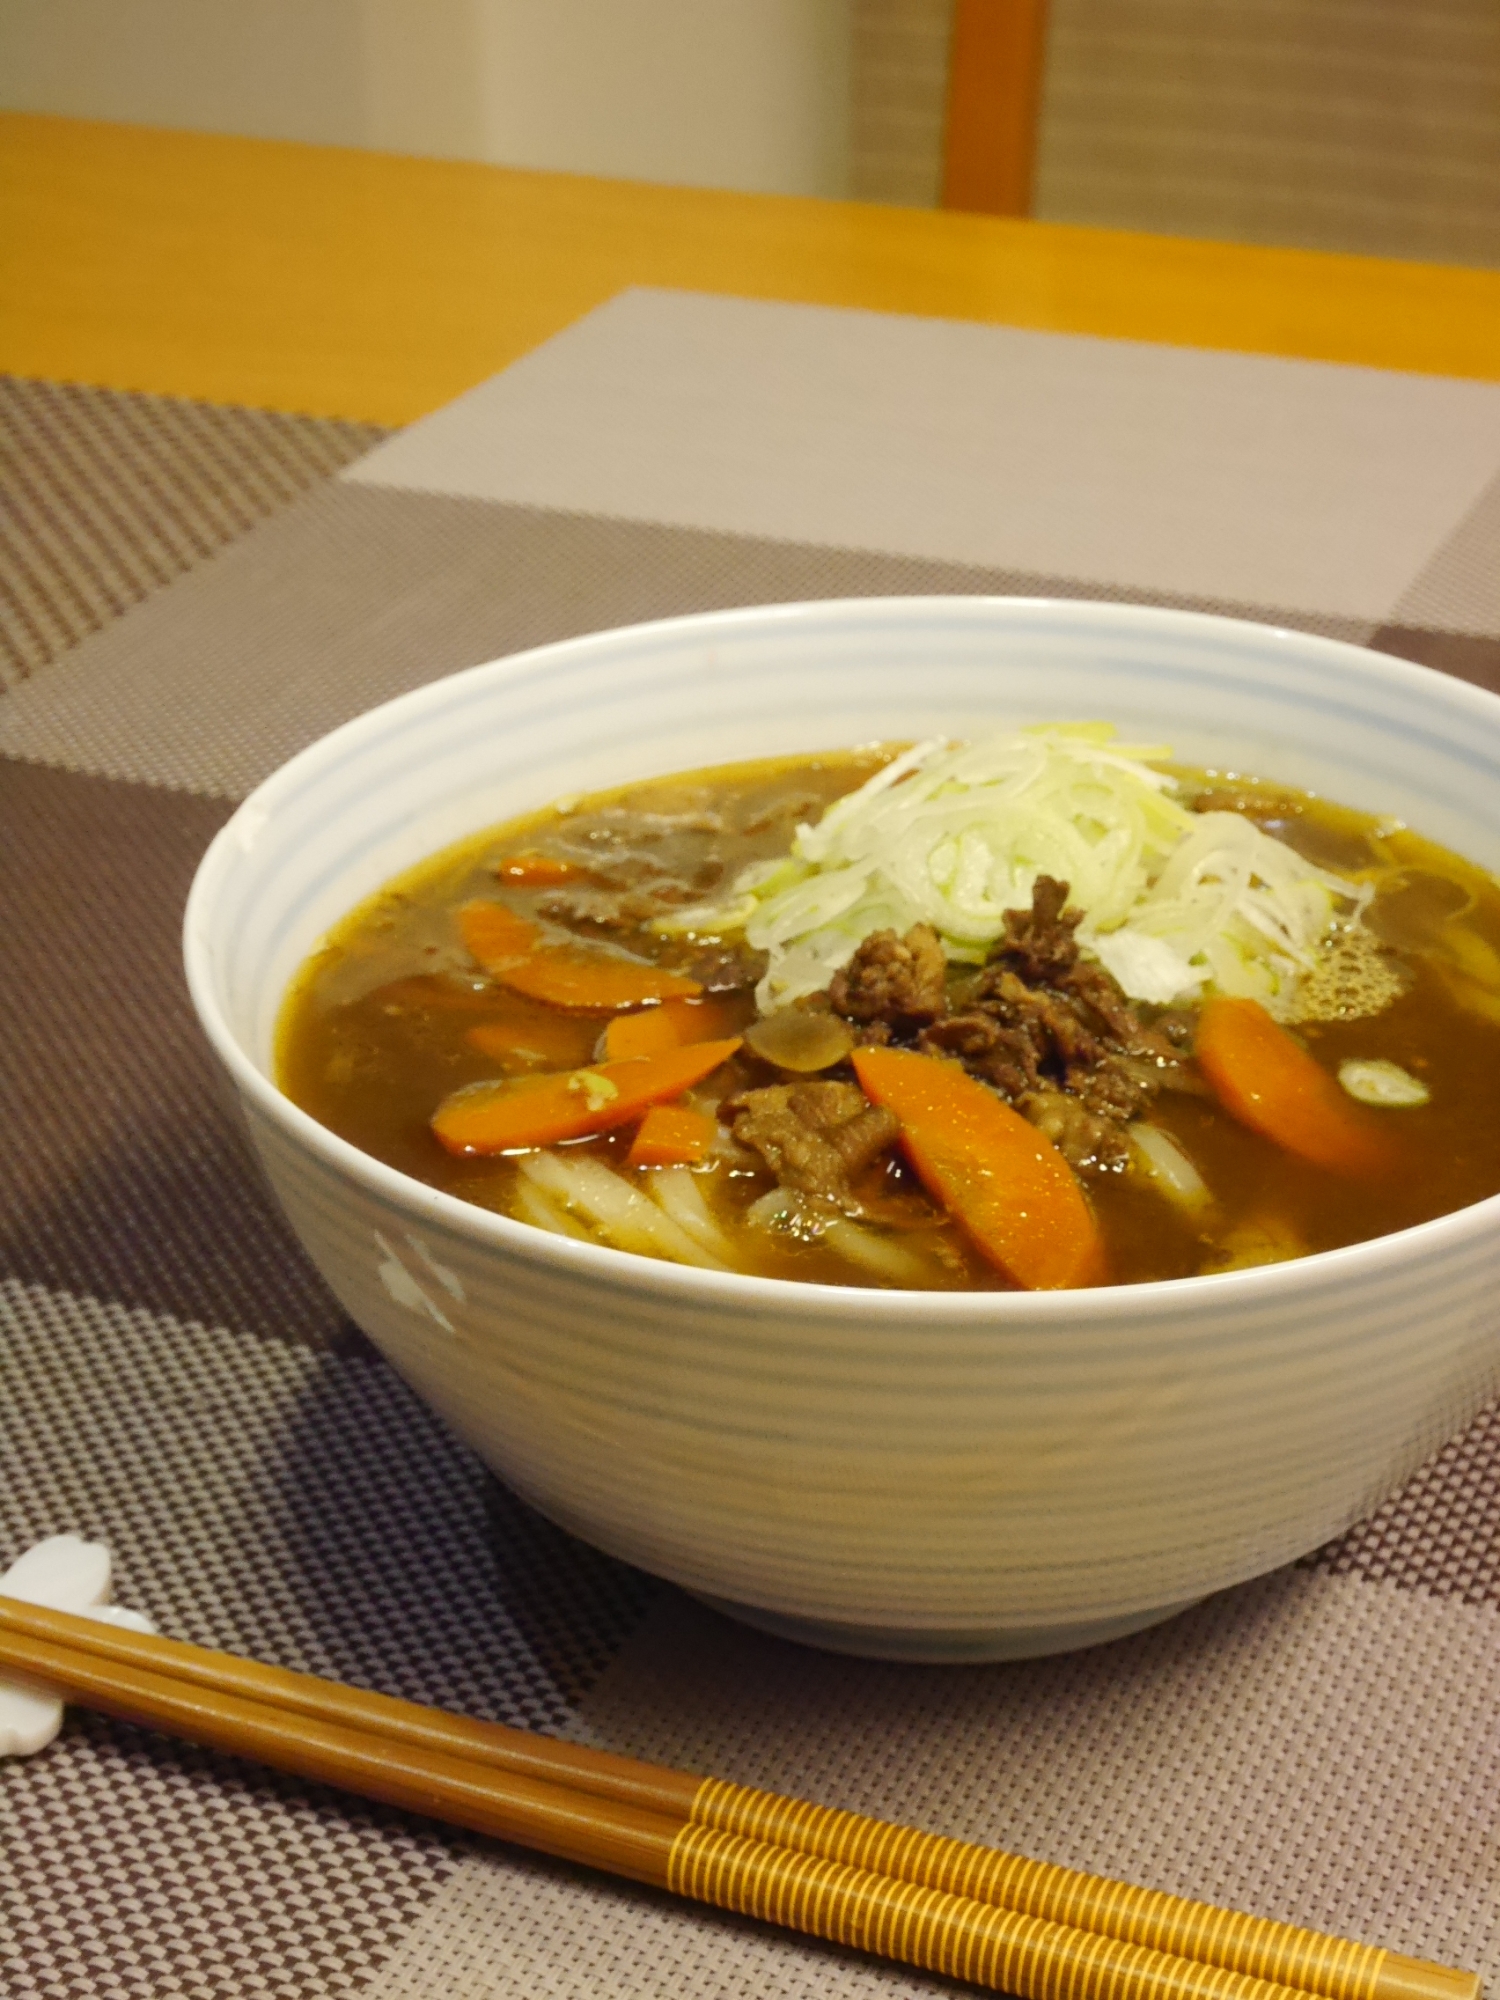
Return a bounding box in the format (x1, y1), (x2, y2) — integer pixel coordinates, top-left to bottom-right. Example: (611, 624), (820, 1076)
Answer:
(0, 1535), (155, 1756)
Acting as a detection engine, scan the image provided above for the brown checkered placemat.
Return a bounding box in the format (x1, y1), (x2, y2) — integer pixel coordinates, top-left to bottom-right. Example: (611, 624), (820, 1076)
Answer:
(0, 376), (385, 691)
(3, 297), (1499, 1997)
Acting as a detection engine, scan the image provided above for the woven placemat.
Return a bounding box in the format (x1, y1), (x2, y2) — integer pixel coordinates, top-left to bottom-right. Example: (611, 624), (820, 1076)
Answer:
(2, 298), (1499, 1996)
(0, 376), (384, 691)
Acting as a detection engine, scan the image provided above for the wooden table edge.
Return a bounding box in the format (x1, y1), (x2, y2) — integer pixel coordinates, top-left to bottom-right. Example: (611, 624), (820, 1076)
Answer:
(4, 111), (1499, 425)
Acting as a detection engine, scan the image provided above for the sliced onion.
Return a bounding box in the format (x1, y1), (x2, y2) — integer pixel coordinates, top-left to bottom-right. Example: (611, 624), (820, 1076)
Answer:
(745, 1187), (807, 1232)
(742, 1009), (855, 1073)
(746, 1186), (940, 1287)
(518, 1152), (729, 1270)
(647, 1165), (735, 1258)
(509, 1179), (591, 1241)
(1129, 1123), (1212, 1214)
(822, 1217), (938, 1287)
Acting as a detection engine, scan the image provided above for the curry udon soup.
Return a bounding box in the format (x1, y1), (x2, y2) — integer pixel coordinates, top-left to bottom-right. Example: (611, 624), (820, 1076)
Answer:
(276, 728), (1500, 1292)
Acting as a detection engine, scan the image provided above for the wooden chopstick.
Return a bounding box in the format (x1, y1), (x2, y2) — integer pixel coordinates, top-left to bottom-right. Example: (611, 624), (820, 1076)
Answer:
(0, 1594), (695, 1814)
(0, 1600), (1479, 2000)
(0, 1610), (1311, 2000)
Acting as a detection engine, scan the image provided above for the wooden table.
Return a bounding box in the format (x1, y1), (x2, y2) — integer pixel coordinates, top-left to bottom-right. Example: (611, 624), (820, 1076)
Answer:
(4, 112), (1500, 427)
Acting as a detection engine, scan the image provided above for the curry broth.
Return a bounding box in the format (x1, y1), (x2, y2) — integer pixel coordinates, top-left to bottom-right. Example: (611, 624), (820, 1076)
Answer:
(276, 750), (1500, 1289)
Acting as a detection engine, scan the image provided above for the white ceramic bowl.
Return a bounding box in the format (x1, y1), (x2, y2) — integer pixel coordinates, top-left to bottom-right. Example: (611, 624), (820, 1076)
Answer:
(185, 598), (1500, 1661)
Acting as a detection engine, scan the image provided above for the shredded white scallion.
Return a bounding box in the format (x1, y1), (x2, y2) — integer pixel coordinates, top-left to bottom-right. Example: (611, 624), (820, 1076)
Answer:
(1337, 1058), (1429, 1107)
(665, 725), (1366, 1016)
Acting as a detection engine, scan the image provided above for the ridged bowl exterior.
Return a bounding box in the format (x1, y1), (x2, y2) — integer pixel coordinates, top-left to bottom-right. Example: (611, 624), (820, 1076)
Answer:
(185, 599), (1500, 1655)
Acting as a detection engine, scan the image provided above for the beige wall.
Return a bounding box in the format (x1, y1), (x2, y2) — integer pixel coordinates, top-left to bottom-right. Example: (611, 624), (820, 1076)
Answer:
(0, 0), (853, 198)
(849, 0), (951, 208)
(844, 0), (1500, 269)
(1035, 0), (1500, 269)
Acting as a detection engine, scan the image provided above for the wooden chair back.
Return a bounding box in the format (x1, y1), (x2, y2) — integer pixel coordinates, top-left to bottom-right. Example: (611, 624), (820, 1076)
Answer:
(941, 0), (1051, 216)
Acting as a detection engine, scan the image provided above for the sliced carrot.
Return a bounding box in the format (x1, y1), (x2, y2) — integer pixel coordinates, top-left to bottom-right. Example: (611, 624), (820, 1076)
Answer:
(432, 1038), (742, 1155)
(459, 900), (538, 971)
(460, 898), (702, 1012)
(495, 851), (583, 886)
(603, 994), (739, 1061)
(1195, 996), (1395, 1176)
(604, 1008), (682, 1062)
(497, 952), (701, 1012)
(625, 1104), (719, 1169)
(852, 1047), (1106, 1291)
(465, 1017), (596, 1067)
(378, 976), (503, 1015)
